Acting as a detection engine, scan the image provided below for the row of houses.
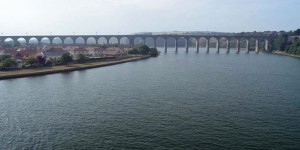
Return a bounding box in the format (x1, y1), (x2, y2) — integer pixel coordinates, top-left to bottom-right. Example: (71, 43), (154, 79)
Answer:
(0, 46), (127, 60)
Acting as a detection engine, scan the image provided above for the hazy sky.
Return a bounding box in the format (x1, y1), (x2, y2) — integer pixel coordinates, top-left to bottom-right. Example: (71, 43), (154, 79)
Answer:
(0, 0), (299, 35)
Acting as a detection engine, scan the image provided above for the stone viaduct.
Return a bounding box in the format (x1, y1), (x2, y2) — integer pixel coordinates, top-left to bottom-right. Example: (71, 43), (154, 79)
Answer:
(0, 34), (273, 53)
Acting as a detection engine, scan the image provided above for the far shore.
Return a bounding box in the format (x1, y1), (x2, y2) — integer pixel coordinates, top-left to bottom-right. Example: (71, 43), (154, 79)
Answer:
(272, 50), (300, 58)
(0, 55), (150, 80)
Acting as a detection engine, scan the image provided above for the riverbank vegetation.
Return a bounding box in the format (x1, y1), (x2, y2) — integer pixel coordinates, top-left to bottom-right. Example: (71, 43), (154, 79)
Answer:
(0, 55), (18, 70)
(0, 44), (155, 71)
(269, 29), (300, 55)
(127, 45), (159, 57)
(0, 56), (149, 79)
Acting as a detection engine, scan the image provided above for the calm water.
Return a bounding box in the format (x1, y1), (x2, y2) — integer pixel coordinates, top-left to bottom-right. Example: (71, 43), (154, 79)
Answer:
(1, 48), (300, 149)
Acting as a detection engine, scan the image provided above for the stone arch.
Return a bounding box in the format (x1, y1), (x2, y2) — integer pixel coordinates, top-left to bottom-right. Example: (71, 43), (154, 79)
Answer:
(199, 37), (208, 47)
(120, 37), (130, 46)
(239, 37), (249, 53)
(188, 37), (197, 49)
(41, 37), (51, 45)
(75, 37), (85, 45)
(134, 37), (144, 46)
(108, 37), (118, 45)
(64, 37), (74, 45)
(4, 38), (14, 47)
(209, 37), (219, 53)
(17, 37), (27, 46)
(53, 37), (63, 45)
(176, 37), (186, 47)
(229, 37), (239, 52)
(87, 37), (96, 45)
(166, 37), (177, 52)
(166, 37), (176, 48)
(219, 37), (230, 53)
(199, 37), (208, 53)
(249, 38), (259, 53)
(156, 37), (166, 48)
(177, 37), (188, 52)
(98, 37), (108, 45)
(145, 37), (155, 48)
(29, 37), (39, 45)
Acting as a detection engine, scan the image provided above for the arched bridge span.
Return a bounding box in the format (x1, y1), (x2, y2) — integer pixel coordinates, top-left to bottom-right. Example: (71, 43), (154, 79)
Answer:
(0, 34), (273, 53)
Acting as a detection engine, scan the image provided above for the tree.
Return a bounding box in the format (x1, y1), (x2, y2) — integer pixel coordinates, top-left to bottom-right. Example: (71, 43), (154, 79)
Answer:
(61, 52), (73, 64)
(0, 55), (11, 62)
(149, 48), (159, 57)
(24, 56), (38, 67)
(77, 53), (87, 63)
(138, 45), (150, 55)
(0, 58), (18, 70)
(36, 55), (46, 66)
(294, 29), (300, 35)
(45, 60), (53, 67)
(284, 37), (300, 55)
(128, 48), (138, 54)
(271, 33), (288, 51)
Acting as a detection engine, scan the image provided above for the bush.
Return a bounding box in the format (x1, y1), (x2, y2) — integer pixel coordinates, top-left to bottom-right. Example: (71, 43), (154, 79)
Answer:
(36, 55), (46, 66)
(0, 58), (18, 70)
(149, 48), (159, 57)
(45, 60), (53, 67)
(77, 54), (87, 63)
(0, 55), (11, 62)
(61, 52), (73, 65)
(24, 56), (38, 67)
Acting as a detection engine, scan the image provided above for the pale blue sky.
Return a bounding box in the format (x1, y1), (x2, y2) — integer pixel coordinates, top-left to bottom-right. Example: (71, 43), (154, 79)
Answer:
(0, 0), (299, 35)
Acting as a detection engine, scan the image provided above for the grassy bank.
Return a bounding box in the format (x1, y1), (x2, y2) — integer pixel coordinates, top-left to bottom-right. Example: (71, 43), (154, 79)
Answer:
(272, 50), (300, 58)
(0, 55), (150, 80)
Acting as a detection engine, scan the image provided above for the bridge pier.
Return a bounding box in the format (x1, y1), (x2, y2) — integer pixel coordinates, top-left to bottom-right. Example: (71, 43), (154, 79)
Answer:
(255, 39), (259, 53)
(216, 40), (220, 53)
(226, 39), (230, 53)
(236, 39), (240, 53)
(117, 38), (120, 46)
(128, 38), (134, 47)
(206, 39), (209, 53)
(196, 40), (199, 53)
(83, 38), (87, 45)
(164, 40), (167, 53)
(185, 38), (188, 52)
(264, 39), (269, 51)
(36, 38), (42, 46)
(0, 38), (3, 47)
(246, 39), (249, 53)
(175, 39), (178, 53)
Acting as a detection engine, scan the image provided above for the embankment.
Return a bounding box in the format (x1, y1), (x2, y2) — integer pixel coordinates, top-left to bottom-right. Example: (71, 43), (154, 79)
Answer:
(272, 50), (300, 58)
(0, 55), (150, 80)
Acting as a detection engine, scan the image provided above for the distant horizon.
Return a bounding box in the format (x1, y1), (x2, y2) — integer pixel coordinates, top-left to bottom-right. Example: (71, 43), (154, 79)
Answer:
(0, 29), (296, 36)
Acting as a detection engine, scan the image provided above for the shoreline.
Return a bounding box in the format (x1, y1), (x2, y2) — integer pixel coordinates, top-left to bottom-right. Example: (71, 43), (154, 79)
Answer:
(272, 50), (300, 58)
(0, 55), (150, 80)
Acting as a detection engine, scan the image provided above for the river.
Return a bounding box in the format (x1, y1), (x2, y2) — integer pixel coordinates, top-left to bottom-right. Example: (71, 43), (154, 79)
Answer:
(0, 48), (300, 149)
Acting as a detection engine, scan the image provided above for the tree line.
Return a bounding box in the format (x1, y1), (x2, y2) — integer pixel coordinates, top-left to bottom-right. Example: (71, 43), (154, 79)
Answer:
(128, 45), (159, 57)
(269, 29), (300, 55)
